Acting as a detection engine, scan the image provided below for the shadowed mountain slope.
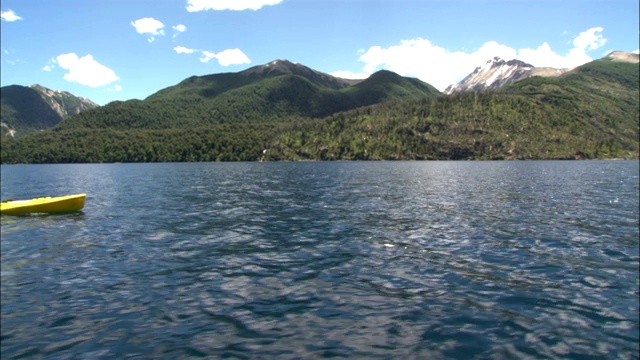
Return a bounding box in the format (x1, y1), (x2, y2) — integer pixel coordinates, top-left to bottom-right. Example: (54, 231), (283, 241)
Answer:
(1, 84), (99, 137)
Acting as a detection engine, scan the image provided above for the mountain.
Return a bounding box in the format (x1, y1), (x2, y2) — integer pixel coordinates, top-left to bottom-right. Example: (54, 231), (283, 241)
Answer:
(606, 51), (640, 63)
(445, 51), (638, 94)
(445, 57), (569, 94)
(145, 59), (361, 103)
(240, 59), (361, 89)
(0, 84), (99, 137)
(264, 55), (639, 160)
(55, 60), (439, 130)
(30, 84), (99, 118)
(1, 55), (637, 163)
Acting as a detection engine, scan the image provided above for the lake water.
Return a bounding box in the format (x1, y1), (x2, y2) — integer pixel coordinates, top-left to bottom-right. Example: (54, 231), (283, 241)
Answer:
(1, 161), (638, 359)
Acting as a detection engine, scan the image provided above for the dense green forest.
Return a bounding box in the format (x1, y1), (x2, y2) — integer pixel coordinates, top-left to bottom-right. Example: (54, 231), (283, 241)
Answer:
(1, 57), (638, 163)
(262, 59), (639, 160)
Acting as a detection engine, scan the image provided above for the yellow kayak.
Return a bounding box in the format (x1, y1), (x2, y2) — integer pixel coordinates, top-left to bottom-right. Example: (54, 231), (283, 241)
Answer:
(1, 194), (86, 215)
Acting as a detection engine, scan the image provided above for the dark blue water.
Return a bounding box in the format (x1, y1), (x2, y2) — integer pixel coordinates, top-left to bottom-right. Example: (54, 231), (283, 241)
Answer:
(1, 161), (638, 359)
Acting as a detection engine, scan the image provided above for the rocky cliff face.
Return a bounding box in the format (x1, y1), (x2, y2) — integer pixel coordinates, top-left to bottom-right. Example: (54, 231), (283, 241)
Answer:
(445, 57), (568, 94)
(30, 84), (99, 119)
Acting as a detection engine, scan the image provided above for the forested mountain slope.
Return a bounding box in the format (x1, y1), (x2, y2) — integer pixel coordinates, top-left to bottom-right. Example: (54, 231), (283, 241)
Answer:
(54, 60), (438, 130)
(0, 84), (98, 137)
(263, 57), (639, 160)
(1, 57), (637, 163)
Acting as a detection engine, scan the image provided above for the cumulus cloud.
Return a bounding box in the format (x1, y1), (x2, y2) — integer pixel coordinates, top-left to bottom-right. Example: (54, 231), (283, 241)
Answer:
(186, 0), (283, 12)
(338, 27), (609, 91)
(176, 45), (251, 66)
(200, 48), (251, 66)
(174, 45), (197, 54)
(200, 49), (251, 66)
(330, 70), (370, 80)
(1, 9), (22, 22)
(214, 49), (251, 66)
(172, 24), (186, 38)
(55, 53), (119, 87)
(573, 27), (606, 51)
(131, 17), (165, 42)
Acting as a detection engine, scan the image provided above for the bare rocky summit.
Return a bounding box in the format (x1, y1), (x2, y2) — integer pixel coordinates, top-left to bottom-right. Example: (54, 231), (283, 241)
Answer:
(606, 51), (639, 63)
(446, 51), (638, 94)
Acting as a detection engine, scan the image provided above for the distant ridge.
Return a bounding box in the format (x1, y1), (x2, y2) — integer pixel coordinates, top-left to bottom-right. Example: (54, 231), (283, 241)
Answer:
(0, 84), (99, 137)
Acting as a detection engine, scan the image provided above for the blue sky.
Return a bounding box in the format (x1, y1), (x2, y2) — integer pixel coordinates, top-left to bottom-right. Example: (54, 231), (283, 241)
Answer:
(1, 0), (638, 106)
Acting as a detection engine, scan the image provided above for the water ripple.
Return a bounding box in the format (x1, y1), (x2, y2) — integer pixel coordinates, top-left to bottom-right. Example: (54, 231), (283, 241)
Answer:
(2, 161), (638, 359)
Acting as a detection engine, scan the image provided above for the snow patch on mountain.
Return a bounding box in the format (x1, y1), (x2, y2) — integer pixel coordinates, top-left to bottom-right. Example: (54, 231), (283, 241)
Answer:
(444, 57), (566, 94)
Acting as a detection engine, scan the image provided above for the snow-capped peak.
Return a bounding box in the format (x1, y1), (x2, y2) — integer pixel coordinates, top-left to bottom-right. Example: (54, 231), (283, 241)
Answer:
(480, 56), (504, 71)
(445, 57), (543, 94)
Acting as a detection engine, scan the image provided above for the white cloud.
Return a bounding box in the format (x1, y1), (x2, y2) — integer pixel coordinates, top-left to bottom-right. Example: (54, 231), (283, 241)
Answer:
(517, 27), (605, 68)
(55, 53), (119, 87)
(329, 70), (369, 80)
(573, 27), (606, 51)
(1, 9), (22, 22)
(199, 50), (216, 63)
(192, 46), (251, 66)
(634, 49), (640, 55)
(172, 24), (186, 38)
(517, 42), (584, 68)
(131, 17), (165, 42)
(131, 17), (165, 35)
(355, 38), (504, 91)
(175, 46), (197, 54)
(176, 44), (252, 67)
(186, 0), (283, 12)
(213, 48), (251, 66)
(43, 65), (53, 71)
(346, 27), (609, 91)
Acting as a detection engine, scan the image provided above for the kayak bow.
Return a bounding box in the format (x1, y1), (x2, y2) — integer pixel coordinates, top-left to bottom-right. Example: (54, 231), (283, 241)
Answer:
(1, 194), (86, 215)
